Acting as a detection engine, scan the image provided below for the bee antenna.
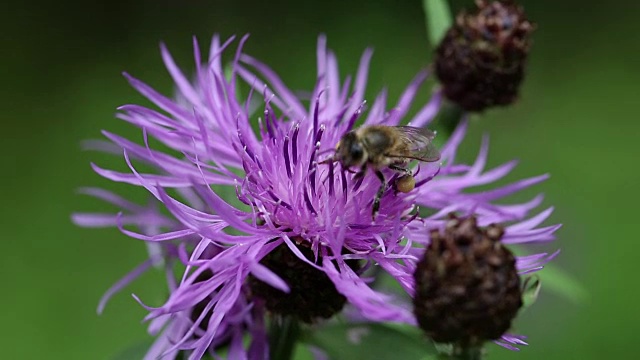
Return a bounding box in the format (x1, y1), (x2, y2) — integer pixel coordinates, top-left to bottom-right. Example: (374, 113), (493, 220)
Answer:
(317, 148), (338, 165)
(317, 148), (336, 156)
(318, 157), (337, 165)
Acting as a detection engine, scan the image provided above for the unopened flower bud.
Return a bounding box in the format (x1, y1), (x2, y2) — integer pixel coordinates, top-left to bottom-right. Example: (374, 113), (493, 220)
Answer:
(413, 215), (522, 346)
(434, 0), (535, 111)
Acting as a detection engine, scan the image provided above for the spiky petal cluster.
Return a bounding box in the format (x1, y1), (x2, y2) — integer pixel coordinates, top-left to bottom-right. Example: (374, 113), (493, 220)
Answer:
(74, 34), (559, 358)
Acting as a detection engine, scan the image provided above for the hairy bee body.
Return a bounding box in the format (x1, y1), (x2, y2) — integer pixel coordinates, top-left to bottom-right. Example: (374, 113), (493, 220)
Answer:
(331, 125), (441, 218)
(356, 125), (409, 168)
(336, 125), (439, 170)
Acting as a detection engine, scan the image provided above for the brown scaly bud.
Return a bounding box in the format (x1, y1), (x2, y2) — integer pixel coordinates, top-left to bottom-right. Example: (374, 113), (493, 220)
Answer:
(413, 214), (522, 347)
(434, 0), (535, 112)
(248, 238), (360, 323)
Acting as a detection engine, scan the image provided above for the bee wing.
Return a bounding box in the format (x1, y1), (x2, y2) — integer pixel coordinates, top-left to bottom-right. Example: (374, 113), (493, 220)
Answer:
(390, 126), (441, 162)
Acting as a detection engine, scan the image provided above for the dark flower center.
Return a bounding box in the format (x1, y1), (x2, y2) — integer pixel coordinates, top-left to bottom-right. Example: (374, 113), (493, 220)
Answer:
(249, 238), (360, 323)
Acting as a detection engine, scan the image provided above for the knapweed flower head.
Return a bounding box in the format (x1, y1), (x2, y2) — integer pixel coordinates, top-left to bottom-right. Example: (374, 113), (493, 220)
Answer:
(74, 34), (560, 359)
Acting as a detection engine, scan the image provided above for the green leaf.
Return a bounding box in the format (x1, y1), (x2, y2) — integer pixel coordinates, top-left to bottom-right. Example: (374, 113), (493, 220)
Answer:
(521, 275), (542, 310)
(422, 0), (453, 47)
(510, 245), (588, 305)
(224, 61), (234, 82)
(224, 62), (244, 103)
(305, 322), (438, 360)
(112, 339), (153, 360)
(539, 263), (588, 305)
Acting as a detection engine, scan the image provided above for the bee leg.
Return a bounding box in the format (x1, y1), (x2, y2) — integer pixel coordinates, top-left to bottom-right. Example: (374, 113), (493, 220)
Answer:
(388, 164), (411, 176)
(388, 164), (413, 194)
(372, 170), (386, 220)
(352, 164), (368, 191)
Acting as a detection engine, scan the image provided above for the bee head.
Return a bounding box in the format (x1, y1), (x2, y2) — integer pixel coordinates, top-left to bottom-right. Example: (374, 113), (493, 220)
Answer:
(336, 131), (367, 168)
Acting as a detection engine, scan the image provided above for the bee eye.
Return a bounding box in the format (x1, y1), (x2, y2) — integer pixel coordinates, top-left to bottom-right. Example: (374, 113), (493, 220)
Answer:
(350, 143), (363, 160)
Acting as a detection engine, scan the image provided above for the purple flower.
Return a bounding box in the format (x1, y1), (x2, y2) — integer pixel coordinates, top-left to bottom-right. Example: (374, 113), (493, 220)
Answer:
(75, 34), (559, 358)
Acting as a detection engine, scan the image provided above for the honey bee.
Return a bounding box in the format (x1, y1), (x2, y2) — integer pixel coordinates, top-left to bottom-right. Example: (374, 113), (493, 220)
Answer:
(327, 125), (441, 218)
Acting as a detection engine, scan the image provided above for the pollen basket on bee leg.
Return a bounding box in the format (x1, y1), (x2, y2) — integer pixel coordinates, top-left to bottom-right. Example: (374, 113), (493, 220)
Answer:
(395, 174), (416, 193)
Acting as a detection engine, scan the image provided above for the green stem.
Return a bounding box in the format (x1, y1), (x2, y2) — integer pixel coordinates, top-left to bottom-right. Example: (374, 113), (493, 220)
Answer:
(268, 316), (300, 360)
(437, 345), (483, 360)
(435, 100), (465, 138)
(455, 346), (483, 360)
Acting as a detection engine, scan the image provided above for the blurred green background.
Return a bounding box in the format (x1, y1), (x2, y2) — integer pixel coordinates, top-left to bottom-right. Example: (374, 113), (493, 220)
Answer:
(1, 0), (638, 358)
